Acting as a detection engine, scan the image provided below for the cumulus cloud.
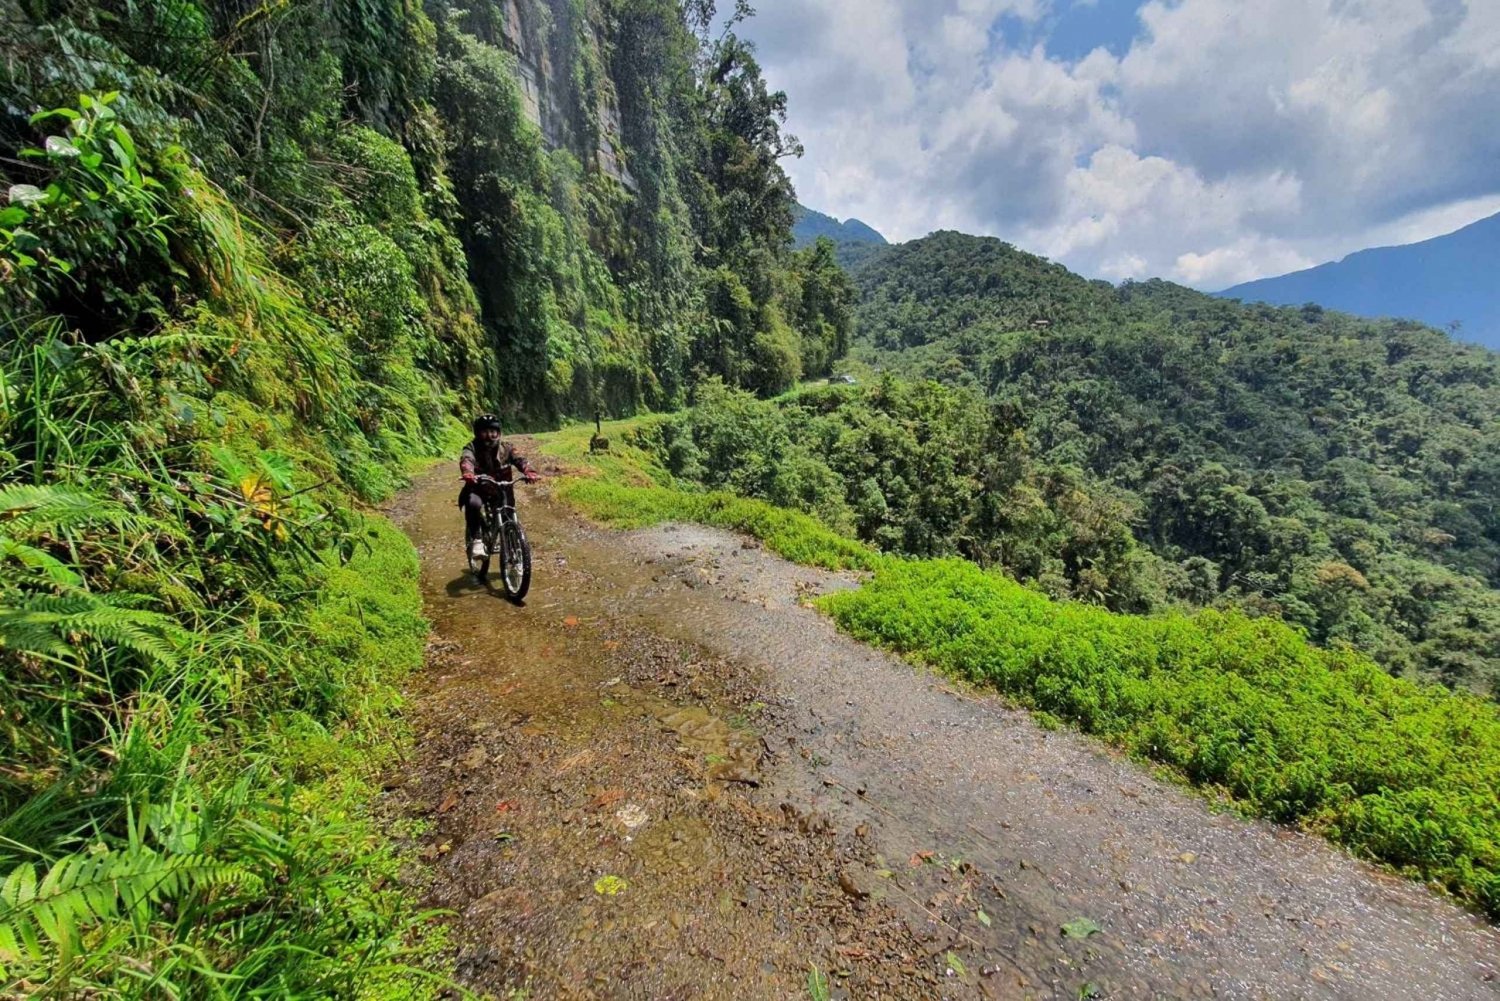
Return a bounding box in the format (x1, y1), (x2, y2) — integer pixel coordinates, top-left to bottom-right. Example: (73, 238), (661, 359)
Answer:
(739, 0), (1500, 289)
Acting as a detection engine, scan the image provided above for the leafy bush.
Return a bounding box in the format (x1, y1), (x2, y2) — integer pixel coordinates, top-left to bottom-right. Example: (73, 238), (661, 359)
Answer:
(818, 558), (1500, 916)
(640, 378), (1163, 605)
(1, 84), (445, 993)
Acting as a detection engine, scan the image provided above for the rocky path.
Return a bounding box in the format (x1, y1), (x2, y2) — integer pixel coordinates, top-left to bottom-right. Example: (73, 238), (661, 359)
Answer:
(387, 461), (1500, 1000)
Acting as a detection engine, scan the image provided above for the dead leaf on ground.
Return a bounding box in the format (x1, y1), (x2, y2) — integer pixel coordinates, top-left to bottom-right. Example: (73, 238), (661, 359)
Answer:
(590, 788), (627, 809)
(494, 800), (516, 813)
(437, 791), (460, 813)
(556, 749), (596, 773)
(563, 616), (580, 627)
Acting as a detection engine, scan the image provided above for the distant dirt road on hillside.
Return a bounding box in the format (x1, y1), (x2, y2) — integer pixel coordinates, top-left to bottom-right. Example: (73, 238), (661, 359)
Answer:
(388, 457), (1500, 1000)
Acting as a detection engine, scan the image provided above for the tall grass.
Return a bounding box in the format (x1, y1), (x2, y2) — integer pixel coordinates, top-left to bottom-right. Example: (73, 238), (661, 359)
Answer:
(0, 321), (442, 994)
(1, 96), (448, 995)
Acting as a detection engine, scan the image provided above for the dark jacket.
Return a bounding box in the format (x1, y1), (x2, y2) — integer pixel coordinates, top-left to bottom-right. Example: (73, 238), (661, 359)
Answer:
(458, 438), (532, 506)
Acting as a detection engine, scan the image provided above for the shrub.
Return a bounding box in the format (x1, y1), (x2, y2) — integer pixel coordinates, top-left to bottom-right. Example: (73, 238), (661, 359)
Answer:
(818, 558), (1500, 916)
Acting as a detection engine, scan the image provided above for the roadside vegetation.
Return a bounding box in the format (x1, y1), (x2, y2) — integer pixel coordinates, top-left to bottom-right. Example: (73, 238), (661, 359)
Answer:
(0, 89), (450, 993)
(548, 409), (1500, 920)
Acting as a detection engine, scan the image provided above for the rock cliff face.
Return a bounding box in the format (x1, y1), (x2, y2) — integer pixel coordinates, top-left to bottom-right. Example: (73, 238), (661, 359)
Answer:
(497, 0), (636, 190)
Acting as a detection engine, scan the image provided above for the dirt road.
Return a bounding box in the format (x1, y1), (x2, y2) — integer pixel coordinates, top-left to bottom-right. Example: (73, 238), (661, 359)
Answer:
(387, 460), (1500, 999)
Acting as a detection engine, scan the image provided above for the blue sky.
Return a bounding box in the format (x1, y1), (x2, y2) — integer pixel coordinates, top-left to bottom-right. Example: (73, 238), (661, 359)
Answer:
(1031, 0), (1146, 61)
(739, 0), (1500, 289)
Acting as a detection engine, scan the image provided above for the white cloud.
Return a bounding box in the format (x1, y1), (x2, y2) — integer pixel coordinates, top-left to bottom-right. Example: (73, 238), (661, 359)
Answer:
(741, 0), (1500, 288)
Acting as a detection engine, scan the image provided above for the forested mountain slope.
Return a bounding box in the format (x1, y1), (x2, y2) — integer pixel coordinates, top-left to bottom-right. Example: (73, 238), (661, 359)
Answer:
(844, 232), (1500, 694)
(0, 0), (846, 992)
(792, 203), (887, 269)
(1220, 211), (1500, 349)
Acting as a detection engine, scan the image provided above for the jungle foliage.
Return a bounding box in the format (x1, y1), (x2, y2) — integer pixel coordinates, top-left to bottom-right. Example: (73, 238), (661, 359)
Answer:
(811, 231), (1500, 696)
(0, 0), (834, 991)
(430, 0), (853, 419)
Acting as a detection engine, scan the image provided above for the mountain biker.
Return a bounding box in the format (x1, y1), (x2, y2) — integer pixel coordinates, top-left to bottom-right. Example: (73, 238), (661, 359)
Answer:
(460, 413), (539, 560)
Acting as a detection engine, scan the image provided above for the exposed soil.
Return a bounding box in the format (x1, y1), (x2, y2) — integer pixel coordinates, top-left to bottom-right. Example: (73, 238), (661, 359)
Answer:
(386, 457), (1500, 1000)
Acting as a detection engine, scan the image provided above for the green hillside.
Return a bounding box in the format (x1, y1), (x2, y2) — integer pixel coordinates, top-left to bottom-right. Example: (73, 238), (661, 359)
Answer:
(792, 203), (887, 269)
(845, 231), (1500, 693)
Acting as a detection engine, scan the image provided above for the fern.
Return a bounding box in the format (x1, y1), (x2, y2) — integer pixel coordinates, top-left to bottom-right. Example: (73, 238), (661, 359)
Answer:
(0, 592), (184, 673)
(0, 483), (112, 535)
(0, 848), (252, 975)
(0, 537), (81, 587)
(0, 483), (154, 589)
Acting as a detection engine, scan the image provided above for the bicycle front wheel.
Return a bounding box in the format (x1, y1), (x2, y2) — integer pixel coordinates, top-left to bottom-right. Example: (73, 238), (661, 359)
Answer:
(500, 520), (531, 600)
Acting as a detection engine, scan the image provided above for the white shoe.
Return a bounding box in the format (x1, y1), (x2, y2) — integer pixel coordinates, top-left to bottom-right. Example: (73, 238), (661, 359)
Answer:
(470, 538), (486, 559)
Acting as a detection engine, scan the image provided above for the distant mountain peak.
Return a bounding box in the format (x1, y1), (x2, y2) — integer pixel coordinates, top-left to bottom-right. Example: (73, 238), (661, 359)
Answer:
(792, 204), (888, 249)
(1217, 211), (1500, 348)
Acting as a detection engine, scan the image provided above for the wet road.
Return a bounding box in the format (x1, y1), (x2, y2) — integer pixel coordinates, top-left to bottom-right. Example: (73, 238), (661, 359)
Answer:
(389, 460), (1500, 999)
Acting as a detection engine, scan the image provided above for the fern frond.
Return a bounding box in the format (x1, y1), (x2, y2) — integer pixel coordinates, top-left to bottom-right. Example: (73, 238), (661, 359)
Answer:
(0, 593), (185, 673)
(0, 538), (82, 587)
(0, 484), (105, 534)
(0, 848), (253, 975)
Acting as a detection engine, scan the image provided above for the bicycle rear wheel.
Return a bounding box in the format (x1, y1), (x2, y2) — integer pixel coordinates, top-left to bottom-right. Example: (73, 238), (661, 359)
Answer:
(499, 519), (531, 600)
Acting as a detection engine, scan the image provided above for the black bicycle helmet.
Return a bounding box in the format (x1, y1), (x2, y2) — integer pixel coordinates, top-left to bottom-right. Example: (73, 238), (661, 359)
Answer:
(472, 412), (502, 435)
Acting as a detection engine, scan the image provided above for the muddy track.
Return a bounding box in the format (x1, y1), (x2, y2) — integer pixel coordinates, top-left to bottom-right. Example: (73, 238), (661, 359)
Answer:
(386, 458), (1500, 1000)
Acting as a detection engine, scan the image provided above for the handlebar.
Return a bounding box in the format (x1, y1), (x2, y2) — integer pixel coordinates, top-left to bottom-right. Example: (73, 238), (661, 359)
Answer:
(475, 472), (538, 486)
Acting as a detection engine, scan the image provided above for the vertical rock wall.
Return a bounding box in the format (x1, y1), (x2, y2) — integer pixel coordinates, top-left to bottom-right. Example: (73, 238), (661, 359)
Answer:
(498, 0), (636, 190)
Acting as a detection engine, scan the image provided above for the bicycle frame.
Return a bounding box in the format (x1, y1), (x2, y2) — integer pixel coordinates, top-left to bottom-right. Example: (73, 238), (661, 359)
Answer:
(467, 472), (532, 598)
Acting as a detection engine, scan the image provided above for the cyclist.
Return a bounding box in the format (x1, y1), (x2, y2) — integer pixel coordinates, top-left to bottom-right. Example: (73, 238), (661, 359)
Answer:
(460, 413), (539, 561)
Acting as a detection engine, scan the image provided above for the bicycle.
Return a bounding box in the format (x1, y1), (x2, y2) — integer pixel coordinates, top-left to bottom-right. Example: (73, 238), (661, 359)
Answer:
(466, 472), (534, 599)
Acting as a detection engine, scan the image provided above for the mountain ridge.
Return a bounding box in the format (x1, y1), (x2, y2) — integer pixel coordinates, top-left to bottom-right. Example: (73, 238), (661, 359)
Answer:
(1218, 211), (1500, 348)
(792, 203), (888, 268)
(843, 227), (1500, 695)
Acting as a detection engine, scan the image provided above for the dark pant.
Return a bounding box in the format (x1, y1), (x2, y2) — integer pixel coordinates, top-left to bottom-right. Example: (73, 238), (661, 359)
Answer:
(462, 490), (485, 536)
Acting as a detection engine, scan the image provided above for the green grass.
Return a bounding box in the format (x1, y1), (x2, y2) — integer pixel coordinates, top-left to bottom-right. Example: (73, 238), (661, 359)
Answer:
(819, 559), (1500, 917)
(0, 509), (447, 996)
(533, 414), (677, 486)
(0, 87), (469, 994)
(544, 416), (884, 573)
(541, 415), (882, 571)
(0, 321), (453, 995)
(558, 477), (881, 571)
(540, 428), (1500, 920)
